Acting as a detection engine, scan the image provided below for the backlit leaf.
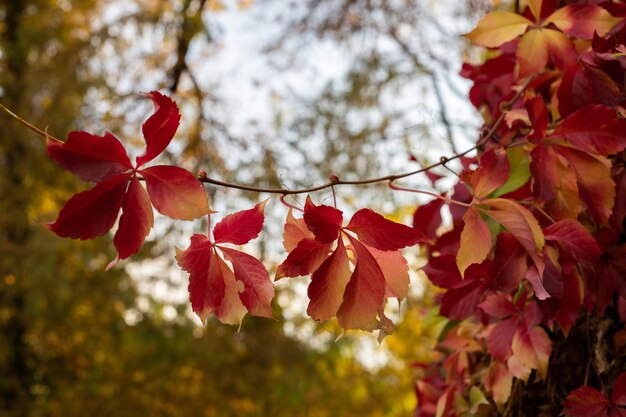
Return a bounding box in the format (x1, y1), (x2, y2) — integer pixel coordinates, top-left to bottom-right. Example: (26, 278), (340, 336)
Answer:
(545, 4), (619, 39)
(346, 208), (430, 250)
(213, 200), (267, 245)
(303, 196), (343, 243)
(471, 148), (510, 198)
(283, 208), (313, 251)
(141, 165), (209, 220)
(136, 91), (181, 167)
(464, 11), (532, 48)
(275, 238), (333, 279)
(457, 206), (492, 277)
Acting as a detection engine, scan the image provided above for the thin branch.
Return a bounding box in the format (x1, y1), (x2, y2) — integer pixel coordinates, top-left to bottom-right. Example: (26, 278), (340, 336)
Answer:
(0, 75), (533, 196)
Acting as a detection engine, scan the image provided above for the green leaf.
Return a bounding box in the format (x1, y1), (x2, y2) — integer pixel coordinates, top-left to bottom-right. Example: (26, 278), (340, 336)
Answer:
(493, 147), (531, 197)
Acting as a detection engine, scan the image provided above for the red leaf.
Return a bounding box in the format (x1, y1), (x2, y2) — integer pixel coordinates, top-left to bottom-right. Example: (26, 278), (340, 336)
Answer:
(213, 200), (267, 245)
(283, 208), (313, 252)
(219, 247), (274, 318)
(307, 239), (352, 322)
(544, 220), (601, 264)
(111, 176), (154, 265)
(47, 132), (132, 182)
(303, 196), (343, 243)
(488, 319), (518, 361)
(346, 208), (430, 251)
(493, 232), (527, 291)
(176, 235), (225, 324)
(140, 165), (209, 220)
(525, 264), (550, 300)
(471, 148), (510, 198)
(367, 245), (410, 300)
(510, 325), (552, 380)
(479, 293), (517, 319)
(555, 145), (615, 225)
(613, 372), (626, 406)
(530, 144), (559, 203)
(214, 254), (247, 325)
(563, 387), (610, 417)
(525, 96), (549, 142)
(545, 4), (619, 39)
(275, 238), (332, 279)
(48, 173), (129, 239)
(558, 61), (621, 118)
(422, 254), (464, 289)
(336, 237), (386, 330)
(413, 198), (445, 241)
(554, 105), (626, 156)
(440, 278), (483, 320)
(457, 206), (492, 277)
(136, 91), (181, 167)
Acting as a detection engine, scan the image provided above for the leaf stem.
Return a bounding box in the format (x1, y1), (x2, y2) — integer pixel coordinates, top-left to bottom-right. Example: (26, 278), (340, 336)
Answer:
(0, 102), (63, 143)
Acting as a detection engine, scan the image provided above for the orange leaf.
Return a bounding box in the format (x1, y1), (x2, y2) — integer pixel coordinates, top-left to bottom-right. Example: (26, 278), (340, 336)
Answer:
(456, 206), (492, 278)
(464, 11), (532, 48)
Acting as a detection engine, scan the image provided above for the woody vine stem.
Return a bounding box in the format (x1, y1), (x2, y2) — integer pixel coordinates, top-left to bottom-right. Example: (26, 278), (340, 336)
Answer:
(0, 76), (534, 197)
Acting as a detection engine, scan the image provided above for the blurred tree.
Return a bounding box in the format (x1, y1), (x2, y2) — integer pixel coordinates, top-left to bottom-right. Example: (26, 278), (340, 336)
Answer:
(0, 1), (418, 416)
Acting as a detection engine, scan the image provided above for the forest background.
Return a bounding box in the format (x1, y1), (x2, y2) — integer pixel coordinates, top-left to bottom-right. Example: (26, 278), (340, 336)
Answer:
(0, 0), (488, 416)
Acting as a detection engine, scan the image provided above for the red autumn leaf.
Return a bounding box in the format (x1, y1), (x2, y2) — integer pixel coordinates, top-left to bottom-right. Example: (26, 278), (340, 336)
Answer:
(46, 132), (132, 182)
(613, 372), (626, 406)
(275, 238), (333, 279)
(555, 145), (615, 225)
(48, 173), (129, 239)
(439, 277), (484, 320)
(219, 247), (274, 319)
(558, 61), (621, 118)
(47, 92), (209, 265)
(141, 165), (209, 220)
(525, 96), (549, 142)
(136, 91), (181, 167)
(176, 202), (272, 325)
(282, 208), (314, 251)
(303, 196), (343, 243)
(346, 208), (430, 251)
(457, 206), (492, 277)
(306, 239), (352, 322)
(367, 245), (409, 300)
(554, 268), (585, 336)
(470, 148), (510, 198)
(492, 232), (527, 291)
(413, 197), (445, 241)
(553, 105), (626, 156)
(336, 236), (386, 330)
(563, 387), (610, 417)
(544, 219), (601, 264)
(176, 236), (225, 324)
(530, 144), (559, 203)
(110, 176), (154, 268)
(544, 4), (619, 39)
(510, 325), (552, 380)
(484, 361), (514, 405)
(213, 200), (267, 245)
(422, 253), (464, 289)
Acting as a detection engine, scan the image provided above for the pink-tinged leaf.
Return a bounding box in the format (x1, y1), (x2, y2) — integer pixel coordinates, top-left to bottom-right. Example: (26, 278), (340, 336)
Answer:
(336, 237), (386, 330)
(112, 176), (154, 263)
(307, 239), (352, 322)
(214, 254), (247, 325)
(471, 148), (510, 198)
(47, 132), (132, 182)
(479, 293), (517, 319)
(525, 96), (549, 141)
(213, 200), (267, 245)
(525, 265), (550, 300)
(140, 165), (209, 220)
(553, 105), (626, 156)
(544, 220), (601, 264)
(613, 372), (626, 406)
(283, 208), (314, 251)
(275, 238), (332, 279)
(346, 208), (430, 251)
(484, 361), (513, 405)
(563, 387), (610, 417)
(176, 235), (225, 325)
(425, 170), (444, 186)
(457, 206), (492, 277)
(464, 11), (532, 48)
(487, 319), (517, 361)
(48, 173), (129, 239)
(413, 198), (445, 241)
(511, 325), (552, 379)
(544, 4), (619, 39)
(136, 91), (181, 167)
(366, 245), (409, 299)
(530, 144), (559, 203)
(493, 232), (527, 291)
(219, 247), (274, 318)
(303, 196), (343, 243)
(555, 145), (615, 225)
